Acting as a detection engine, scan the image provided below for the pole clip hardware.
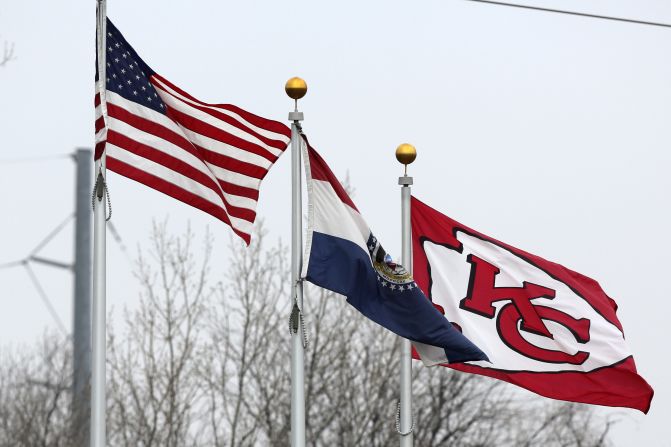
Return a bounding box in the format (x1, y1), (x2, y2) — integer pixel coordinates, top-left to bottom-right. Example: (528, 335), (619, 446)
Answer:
(91, 170), (112, 221)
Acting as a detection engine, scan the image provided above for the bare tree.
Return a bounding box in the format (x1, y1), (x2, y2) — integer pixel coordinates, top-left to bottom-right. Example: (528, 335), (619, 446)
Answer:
(107, 222), (211, 447)
(0, 39), (14, 67)
(197, 222), (290, 446)
(0, 221), (614, 446)
(514, 400), (614, 447)
(0, 335), (73, 447)
(205, 223), (612, 447)
(196, 223), (613, 447)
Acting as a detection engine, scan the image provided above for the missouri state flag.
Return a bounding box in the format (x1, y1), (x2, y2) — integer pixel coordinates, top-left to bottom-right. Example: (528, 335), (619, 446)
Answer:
(301, 140), (487, 364)
(411, 197), (653, 412)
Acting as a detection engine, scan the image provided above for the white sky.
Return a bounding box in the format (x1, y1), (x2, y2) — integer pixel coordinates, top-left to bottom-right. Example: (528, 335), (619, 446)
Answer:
(0, 0), (669, 444)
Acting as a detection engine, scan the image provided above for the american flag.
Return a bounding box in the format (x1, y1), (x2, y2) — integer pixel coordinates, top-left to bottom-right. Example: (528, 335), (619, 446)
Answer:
(95, 18), (291, 244)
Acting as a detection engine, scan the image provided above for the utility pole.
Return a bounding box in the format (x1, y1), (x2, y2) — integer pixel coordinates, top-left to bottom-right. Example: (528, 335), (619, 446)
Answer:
(0, 148), (93, 444)
(72, 148), (92, 445)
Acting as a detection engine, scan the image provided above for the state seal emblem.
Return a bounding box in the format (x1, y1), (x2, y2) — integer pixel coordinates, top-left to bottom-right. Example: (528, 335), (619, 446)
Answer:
(366, 233), (414, 288)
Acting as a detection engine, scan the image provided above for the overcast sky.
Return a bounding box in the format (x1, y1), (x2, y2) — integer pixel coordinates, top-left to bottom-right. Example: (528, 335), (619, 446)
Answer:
(1, 0), (669, 444)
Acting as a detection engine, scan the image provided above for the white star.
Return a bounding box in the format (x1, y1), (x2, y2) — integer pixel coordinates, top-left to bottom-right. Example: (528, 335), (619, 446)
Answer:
(117, 84), (122, 89)
(111, 73), (117, 78)
(133, 90), (138, 96)
(390, 284), (396, 290)
(114, 42), (120, 48)
(126, 80), (132, 85)
(106, 77), (110, 83)
(141, 86), (146, 91)
(128, 64), (133, 70)
(382, 281), (388, 287)
(122, 53), (127, 59)
(107, 46), (113, 52)
(369, 244), (375, 250)
(107, 32), (112, 37)
(159, 103), (164, 109)
(153, 93), (157, 97)
(406, 284), (413, 290)
(141, 71), (145, 76)
(135, 75), (140, 80)
(106, 62), (110, 67)
(114, 58), (119, 63)
(147, 96), (152, 101)
(120, 68), (126, 74)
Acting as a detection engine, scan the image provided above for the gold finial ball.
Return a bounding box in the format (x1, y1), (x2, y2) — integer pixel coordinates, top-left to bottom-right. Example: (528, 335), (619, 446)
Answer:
(395, 143), (417, 165)
(285, 77), (308, 100)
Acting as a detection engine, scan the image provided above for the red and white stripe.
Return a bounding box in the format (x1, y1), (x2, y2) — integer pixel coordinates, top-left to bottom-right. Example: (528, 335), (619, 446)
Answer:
(95, 75), (290, 244)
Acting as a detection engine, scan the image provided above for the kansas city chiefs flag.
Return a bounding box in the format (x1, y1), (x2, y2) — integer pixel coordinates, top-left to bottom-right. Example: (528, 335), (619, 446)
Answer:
(411, 196), (653, 412)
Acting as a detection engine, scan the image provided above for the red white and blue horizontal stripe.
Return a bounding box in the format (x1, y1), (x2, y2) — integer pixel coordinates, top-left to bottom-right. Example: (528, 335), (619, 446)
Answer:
(95, 18), (290, 244)
(302, 140), (487, 364)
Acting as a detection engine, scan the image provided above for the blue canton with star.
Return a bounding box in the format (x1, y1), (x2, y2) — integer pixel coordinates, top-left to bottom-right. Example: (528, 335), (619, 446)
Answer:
(101, 19), (166, 115)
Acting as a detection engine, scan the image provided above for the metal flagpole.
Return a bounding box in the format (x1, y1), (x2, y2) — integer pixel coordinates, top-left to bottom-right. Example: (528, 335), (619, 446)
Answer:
(92, 2), (108, 446)
(286, 77), (308, 447)
(396, 143), (417, 447)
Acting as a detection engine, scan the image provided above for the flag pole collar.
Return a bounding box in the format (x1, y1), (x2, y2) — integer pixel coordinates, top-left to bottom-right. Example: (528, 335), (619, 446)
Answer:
(288, 111), (304, 122)
(398, 176), (413, 186)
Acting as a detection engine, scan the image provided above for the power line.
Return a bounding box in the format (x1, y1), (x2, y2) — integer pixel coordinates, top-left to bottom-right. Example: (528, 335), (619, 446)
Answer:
(461, 0), (671, 29)
(24, 263), (69, 336)
(0, 154), (71, 165)
(0, 207), (131, 338)
(0, 259), (24, 269)
(0, 214), (74, 336)
(108, 221), (133, 264)
(0, 215), (73, 270)
(30, 214), (74, 256)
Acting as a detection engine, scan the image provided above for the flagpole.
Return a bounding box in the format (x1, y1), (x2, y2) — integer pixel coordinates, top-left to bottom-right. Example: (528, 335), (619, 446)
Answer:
(397, 143), (417, 447)
(286, 77), (307, 447)
(92, 2), (108, 446)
